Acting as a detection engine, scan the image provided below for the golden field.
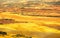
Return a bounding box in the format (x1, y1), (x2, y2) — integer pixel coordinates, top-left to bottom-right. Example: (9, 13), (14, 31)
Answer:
(0, 12), (60, 38)
(0, 0), (60, 38)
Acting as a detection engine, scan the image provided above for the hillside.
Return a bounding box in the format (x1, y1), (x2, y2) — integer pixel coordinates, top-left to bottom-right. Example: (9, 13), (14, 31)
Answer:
(0, 12), (59, 38)
(0, 0), (60, 38)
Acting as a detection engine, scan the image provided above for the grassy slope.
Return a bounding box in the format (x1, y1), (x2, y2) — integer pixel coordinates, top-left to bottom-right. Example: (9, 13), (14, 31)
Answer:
(0, 12), (60, 38)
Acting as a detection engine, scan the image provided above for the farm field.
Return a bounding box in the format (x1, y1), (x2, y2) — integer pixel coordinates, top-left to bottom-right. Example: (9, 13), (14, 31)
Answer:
(0, 0), (60, 38)
(0, 12), (60, 38)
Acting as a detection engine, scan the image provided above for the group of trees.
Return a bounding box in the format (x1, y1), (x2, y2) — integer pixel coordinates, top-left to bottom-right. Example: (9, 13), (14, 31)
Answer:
(45, 1), (60, 5)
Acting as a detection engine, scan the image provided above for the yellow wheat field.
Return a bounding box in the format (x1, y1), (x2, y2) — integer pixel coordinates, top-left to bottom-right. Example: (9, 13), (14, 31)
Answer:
(0, 12), (60, 38)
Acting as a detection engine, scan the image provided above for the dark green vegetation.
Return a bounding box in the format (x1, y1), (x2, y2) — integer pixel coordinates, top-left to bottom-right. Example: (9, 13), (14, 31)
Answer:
(0, 31), (7, 36)
(12, 34), (32, 38)
(45, 1), (60, 5)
